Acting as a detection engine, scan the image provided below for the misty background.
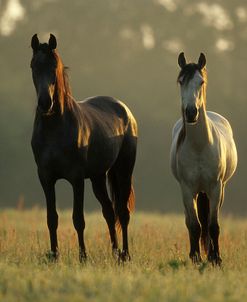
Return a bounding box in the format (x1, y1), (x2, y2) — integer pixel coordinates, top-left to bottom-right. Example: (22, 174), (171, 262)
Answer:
(0, 0), (246, 215)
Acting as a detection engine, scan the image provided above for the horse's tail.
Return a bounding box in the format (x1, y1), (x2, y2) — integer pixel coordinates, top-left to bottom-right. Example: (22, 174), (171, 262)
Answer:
(107, 169), (135, 230)
(197, 192), (210, 254)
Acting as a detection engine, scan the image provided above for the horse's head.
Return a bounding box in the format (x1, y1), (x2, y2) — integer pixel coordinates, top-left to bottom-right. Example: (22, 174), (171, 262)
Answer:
(177, 52), (207, 124)
(31, 34), (58, 115)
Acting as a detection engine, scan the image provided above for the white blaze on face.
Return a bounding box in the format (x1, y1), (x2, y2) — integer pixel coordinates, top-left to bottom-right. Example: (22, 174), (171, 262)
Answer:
(179, 70), (204, 111)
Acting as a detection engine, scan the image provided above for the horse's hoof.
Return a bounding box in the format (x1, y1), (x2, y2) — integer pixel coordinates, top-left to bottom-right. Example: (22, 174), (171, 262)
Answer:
(45, 250), (59, 262)
(79, 247), (87, 263)
(190, 253), (202, 264)
(208, 254), (222, 266)
(79, 250), (87, 263)
(214, 257), (222, 266)
(112, 248), (121, 260)
(118, 250), (131, 264)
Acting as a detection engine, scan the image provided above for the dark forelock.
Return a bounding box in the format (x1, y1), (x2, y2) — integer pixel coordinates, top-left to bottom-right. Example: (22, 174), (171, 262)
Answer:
(177, 63), (205, 85)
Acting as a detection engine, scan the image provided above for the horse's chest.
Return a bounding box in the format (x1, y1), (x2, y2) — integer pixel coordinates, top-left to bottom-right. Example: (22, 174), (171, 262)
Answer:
(39, 145), (67, 164)
(177, 147), (219, 188)
(32, 135), (80, 173)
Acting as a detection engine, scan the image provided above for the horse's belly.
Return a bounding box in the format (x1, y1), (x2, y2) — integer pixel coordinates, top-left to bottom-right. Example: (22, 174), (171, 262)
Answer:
(33, 136), (124, 180)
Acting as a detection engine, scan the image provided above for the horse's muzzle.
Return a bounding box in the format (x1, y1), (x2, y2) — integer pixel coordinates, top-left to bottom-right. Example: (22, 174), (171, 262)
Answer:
(185, 106), (198, 124)
(37, 94), (54, 115)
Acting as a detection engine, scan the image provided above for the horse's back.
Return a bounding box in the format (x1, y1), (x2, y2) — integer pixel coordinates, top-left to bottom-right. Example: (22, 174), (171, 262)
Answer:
(207, 111), (233, 138)
(79, 96), (137, 137)
(207, 111), (238, 181)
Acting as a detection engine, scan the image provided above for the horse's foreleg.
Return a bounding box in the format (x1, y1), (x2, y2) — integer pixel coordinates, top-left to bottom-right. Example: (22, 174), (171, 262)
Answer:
(208, 182), (223, 266)
(181, 185), (202, 264)
(91, 176), (118, 254)
(39, 174), (58, 260)
(72, 180), (86, 262)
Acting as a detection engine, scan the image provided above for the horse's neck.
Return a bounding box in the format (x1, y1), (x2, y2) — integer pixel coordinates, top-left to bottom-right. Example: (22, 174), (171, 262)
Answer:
(185, 102), (213, 150)
(36, 96), (73, 126)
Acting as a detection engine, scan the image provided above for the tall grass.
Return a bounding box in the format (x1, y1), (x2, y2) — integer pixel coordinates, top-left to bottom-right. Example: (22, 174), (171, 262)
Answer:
(0, 209), (247, 301)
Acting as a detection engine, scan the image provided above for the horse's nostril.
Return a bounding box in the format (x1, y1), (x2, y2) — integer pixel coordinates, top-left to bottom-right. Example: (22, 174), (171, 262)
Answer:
(186, 106), (197, 115)
(185, 106), (198, 122)
(38, 94), (53, 113)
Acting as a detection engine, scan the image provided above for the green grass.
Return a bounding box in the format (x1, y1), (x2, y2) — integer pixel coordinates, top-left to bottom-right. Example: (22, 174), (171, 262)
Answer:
(1, 209), (247, 301)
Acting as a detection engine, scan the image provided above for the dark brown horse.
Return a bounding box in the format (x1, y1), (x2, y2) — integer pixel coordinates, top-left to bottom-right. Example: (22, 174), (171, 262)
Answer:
(30, 34), (138, 262)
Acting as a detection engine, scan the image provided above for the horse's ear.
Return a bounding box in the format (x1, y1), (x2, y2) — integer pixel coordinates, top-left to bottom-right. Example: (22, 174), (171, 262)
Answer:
(178, 52), (186, 69)
(49, 34), (57, 50)
(31, 34), (39, 51)
(198, 53), (206, 69)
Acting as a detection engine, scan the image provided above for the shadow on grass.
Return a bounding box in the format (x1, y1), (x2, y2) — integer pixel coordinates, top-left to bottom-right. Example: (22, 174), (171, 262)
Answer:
(158, 258), (215, 275)
(167, 259), (187, 271)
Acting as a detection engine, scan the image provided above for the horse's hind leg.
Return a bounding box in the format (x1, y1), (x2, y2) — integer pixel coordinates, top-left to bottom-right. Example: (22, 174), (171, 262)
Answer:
(182, 185), (202, 263)
(38, 172), (58, 260)
(91, 175), (118, 254)
(72, 179), (86, 262)
(110, 155), (136, 260)
(115, 174), (132, 261)
(108, 135), (137, 262)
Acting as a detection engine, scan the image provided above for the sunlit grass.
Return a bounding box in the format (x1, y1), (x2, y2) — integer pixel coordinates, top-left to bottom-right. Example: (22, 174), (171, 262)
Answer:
(0, 209), (247, 301)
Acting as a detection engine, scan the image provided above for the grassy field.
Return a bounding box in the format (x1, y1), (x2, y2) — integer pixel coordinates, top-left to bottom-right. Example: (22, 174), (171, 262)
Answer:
(0, 209), (247, 302)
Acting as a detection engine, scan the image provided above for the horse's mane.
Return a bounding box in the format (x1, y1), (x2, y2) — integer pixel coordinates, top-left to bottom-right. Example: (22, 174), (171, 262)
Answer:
(53, 51), (74, 114)
(176, 64), (207, 151)
(54, 52), (127, 148)
(54, 51), (89, 147)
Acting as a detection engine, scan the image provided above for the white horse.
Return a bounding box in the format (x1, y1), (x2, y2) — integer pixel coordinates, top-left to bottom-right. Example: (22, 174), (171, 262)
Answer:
(170, 52), (237, 265)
